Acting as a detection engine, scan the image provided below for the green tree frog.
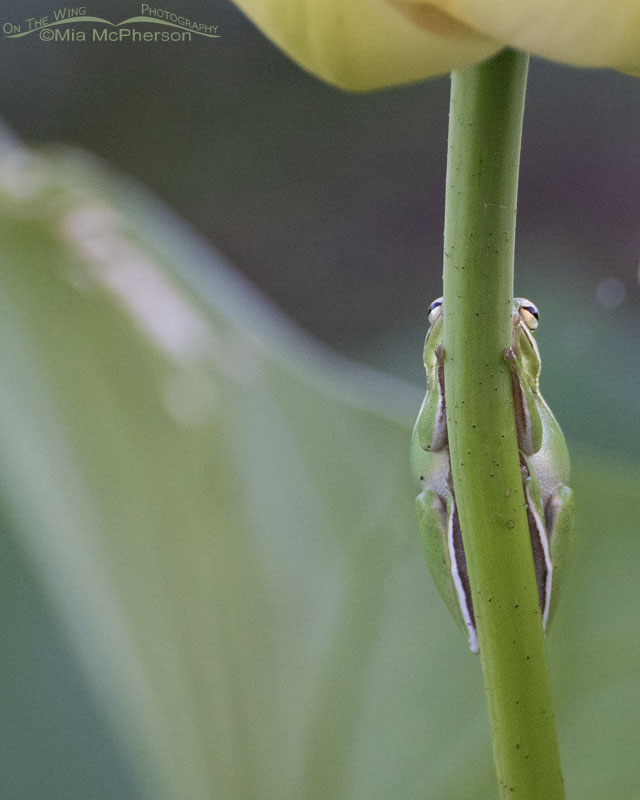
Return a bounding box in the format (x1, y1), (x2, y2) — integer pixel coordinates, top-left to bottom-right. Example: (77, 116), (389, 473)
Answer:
(410, 297), (574, 652)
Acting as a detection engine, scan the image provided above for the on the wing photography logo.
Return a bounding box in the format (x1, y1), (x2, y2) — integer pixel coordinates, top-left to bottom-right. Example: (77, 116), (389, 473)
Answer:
(2, 5), (220, 42)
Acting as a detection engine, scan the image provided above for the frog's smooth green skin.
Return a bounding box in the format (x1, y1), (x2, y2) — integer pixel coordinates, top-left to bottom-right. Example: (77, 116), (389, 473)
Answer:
(411, 298), (575, 652)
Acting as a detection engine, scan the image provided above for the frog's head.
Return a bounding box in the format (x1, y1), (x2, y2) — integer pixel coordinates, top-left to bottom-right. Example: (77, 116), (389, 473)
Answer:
(423, 296), (444, 372)
(513, 298), (542, 389)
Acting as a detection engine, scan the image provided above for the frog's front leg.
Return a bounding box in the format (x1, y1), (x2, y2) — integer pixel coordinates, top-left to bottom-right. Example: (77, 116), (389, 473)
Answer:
(504, 345), (543, 456)
(416, 344), (448, 453)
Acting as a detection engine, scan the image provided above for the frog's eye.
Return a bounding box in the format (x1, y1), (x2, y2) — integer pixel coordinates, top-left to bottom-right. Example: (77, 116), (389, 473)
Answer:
(428, 297), (443, 326)
(517, 299), (539, 331)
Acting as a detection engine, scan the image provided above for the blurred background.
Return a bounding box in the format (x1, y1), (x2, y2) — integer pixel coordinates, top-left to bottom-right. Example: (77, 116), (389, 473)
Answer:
(1, 0), (639, 796)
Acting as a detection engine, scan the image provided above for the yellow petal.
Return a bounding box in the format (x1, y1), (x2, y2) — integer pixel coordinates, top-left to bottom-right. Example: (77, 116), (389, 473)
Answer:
(233, 0), (501, 90)
(399, 0), (640, 74)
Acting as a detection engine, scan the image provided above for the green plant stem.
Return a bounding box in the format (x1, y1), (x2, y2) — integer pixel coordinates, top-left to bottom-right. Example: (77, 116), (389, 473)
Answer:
(442, 50), (565, 799)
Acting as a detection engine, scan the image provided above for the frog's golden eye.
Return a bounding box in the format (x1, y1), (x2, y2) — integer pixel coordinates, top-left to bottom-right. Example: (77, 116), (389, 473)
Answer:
(428, 297), (443, 326)
(517, 299), (539, 331)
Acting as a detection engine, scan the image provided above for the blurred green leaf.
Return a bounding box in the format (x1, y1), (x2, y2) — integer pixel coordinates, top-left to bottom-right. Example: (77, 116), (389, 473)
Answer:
(0, 143), (638, 799)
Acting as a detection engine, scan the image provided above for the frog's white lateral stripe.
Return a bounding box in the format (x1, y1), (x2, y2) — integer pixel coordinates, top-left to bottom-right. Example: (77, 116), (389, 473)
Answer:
(524, 481), (553, 628)
(447, 496), (478, 653)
